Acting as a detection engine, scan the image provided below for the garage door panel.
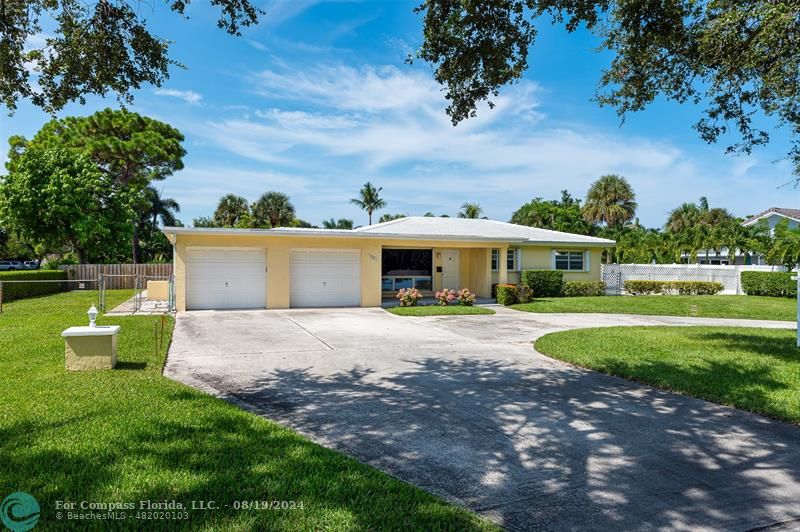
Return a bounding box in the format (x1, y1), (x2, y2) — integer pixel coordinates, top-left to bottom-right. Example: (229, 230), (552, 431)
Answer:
(186, 248), (267, 310)
(290, 249), (361, 307)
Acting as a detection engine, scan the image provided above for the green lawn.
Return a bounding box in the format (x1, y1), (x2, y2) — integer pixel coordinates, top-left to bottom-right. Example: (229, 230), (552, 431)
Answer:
(535, 326), (800, 424)
(512, 295), (796, 321)
(0, 291), (494, 531)
(388, 305), (495, 316)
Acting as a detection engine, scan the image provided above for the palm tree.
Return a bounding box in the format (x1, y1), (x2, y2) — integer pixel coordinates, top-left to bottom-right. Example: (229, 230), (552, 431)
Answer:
(213, 194), (249, 227)
(458, 202), (484, 219)
(350, 182), (386, 225)
(666, 202), (702, 233)
(132, 186), (180, 263)
(582, 174), (637, 228)
(251, 191), (295, 228)
(322, 218), (354, 230)
(146, 185), (180, 227)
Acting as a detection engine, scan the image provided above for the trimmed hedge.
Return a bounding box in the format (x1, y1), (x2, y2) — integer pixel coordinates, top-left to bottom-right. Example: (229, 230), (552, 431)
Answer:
(0, 270), (66, 301)
(495, 284), (518, 306)
(563, 281), (606, 297)
(495, 284), (534, 306)
(741, 271), (797, 298)
(522, 270), (564, 297)
(624, 280), (724, 296)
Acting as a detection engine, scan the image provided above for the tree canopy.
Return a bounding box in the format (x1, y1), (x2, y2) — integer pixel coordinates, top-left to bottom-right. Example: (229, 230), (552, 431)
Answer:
(511, 190), (593, 234)
(415, 0), (800, 180)
(582, 174), (637, 228)
(0, 1), (262, 114)
(0, 148), (134, 263)
(350, 182), (386, 225)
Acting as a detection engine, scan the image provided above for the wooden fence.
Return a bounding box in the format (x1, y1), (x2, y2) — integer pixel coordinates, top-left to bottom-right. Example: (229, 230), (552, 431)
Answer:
(60, 264), (173, 289)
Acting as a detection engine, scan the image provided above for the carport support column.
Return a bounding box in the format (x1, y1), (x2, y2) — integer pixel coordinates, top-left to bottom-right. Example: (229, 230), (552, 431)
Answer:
(498, 246), (508, 285)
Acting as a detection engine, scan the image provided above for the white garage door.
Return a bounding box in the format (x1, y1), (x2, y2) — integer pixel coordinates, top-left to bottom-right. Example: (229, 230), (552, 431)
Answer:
(290, 249), (361, 307)
(186, 248), (266, 310)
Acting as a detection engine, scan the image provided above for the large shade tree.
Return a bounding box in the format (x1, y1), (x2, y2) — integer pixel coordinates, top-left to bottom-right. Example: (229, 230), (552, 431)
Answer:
(415, 0), (800, 181)
(251, 192), (295, 228)
(582, 174), (637, 229)
(7, 108), (186, 262)
(0, 1), (262, 114)
(511, 190), (593, 235)
(350, 182), (386, 225)
(0, 148), (134, 263)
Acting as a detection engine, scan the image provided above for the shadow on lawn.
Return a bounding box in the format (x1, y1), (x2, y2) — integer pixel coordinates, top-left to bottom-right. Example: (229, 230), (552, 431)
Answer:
(221, 354), (800, 530)
(0, 388), (486, 531)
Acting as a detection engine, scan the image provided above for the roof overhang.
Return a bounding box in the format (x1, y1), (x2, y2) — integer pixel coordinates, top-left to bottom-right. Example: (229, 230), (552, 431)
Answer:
(742, 210), (800, 226)
(162, 226), (615, 247)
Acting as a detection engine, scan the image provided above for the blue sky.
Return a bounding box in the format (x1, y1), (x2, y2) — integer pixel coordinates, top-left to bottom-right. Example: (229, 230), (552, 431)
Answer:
(2, 0), (796, 228)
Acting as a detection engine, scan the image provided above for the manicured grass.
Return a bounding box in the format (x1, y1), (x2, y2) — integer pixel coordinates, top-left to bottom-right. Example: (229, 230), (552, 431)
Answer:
(0, 291), (495, 531)
(535, 326), (800, 424)
(388, 305), (495, 316)
(512, 295), (796, 321)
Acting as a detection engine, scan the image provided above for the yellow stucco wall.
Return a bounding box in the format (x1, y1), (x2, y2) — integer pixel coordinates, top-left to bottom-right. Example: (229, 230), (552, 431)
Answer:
(172, 233), (607, 310)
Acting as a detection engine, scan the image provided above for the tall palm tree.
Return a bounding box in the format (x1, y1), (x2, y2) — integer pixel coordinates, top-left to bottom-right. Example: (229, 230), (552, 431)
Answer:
(666, 202), (702, 233)
(582, 174), (637, 228)
(458, 202), (484, 219)
(322, 218), (354, 230)
(146, 185), (180, 227)
(350, 182), (386, 225)
(213, 194), (249, 227)
(252, 191), (295, 228)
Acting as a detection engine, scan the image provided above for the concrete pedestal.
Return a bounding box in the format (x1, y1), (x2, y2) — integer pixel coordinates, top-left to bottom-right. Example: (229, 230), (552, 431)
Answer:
(61, 326), (120, 370)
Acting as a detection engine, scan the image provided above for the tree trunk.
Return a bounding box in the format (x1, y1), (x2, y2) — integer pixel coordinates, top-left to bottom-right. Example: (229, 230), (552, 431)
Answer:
(131, 222), (140, 264)
(368, 211), (372, 225)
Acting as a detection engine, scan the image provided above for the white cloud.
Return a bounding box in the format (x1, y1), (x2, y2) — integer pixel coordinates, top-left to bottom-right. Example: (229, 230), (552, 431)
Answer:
(154, 88), (203, 105)
(181, 62), (775, 226)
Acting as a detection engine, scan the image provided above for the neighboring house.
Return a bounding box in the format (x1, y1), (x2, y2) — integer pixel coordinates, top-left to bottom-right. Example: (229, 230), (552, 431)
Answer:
(741, 207), (800, 232)
(162, 217), (614, 311)
(685, 207), (798, 265)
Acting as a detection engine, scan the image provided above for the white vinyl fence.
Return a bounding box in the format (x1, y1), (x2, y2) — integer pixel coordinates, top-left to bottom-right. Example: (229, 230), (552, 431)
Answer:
(601, 263), (786, 295)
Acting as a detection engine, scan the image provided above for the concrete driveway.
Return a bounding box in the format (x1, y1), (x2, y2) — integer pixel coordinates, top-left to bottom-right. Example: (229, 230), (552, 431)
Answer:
(165, 307), (800, 531)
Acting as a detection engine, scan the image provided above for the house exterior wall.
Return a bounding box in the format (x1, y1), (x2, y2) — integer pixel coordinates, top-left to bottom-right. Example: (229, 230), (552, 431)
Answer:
(172, 233), (608, 310)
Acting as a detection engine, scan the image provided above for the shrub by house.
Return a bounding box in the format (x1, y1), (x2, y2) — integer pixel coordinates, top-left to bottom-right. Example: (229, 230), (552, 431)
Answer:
(741, 271), (797, 298)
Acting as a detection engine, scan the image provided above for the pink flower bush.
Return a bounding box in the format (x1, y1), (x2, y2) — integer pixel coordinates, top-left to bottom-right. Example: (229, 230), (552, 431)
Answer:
(435, 288), (457, 306)
(457, 288), (476, 306)
(396, 287), (423, 307)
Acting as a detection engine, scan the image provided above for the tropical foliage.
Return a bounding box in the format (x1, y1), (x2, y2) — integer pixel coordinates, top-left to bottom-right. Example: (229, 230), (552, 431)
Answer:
(214, 194), (250, 227)
(251, 192), (296, 228)
(457, 202), (484, 219)
(351, 182), (386, 225)
(582, 174), (637, 228)
(510, 190), (593, 234)
(322, 218), (355, 230)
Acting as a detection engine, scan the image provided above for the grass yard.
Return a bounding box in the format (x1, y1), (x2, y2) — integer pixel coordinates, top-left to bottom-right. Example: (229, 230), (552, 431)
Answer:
(388, 305), (495, 316)
(0, 291), (494, 531)
(535, 326), (800, 424)
(512, 295), (795, 321)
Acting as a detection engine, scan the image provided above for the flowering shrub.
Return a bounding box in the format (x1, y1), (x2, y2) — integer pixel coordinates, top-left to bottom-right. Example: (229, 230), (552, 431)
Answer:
(457, 288), (476, 306)
(435, 288), (457, 306)
(396, 287), (423, 307)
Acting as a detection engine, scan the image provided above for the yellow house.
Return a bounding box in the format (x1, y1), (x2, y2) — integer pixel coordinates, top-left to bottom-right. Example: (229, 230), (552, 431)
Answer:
(163, 217), (614, 311)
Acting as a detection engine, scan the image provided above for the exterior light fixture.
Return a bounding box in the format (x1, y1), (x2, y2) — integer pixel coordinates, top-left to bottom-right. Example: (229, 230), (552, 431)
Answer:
(88, 304), (98, 328)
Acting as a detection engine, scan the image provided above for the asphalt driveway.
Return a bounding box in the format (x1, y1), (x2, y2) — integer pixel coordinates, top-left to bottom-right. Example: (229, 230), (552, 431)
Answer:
(165, 307), (800, 531)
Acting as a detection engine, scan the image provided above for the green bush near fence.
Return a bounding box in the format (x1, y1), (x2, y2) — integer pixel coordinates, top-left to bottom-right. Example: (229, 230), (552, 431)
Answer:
(741, 271), (797, 298)
(624, 280), (724, 296)
(522, 270), (564, 297)
(563, 281), (606, 297)
(0, 270), (66, 301)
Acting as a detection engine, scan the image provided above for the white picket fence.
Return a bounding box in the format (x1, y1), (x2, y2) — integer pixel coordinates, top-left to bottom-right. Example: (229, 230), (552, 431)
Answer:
(601, 263), (786, 295)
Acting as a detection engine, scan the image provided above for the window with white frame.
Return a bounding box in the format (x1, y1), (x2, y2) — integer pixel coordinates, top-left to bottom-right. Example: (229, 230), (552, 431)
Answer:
(491, 249), (499, 271)
(554, 250), (585, 271)
(506, 248), (518, 271)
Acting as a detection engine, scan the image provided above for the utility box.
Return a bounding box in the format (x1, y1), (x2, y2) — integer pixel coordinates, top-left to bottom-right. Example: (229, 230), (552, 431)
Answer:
(62, 326), (121, 370)
(147, 280), (170, 301)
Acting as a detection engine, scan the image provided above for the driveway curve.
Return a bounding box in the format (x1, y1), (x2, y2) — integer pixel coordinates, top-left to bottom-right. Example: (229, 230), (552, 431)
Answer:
(166, 307), (800, 531)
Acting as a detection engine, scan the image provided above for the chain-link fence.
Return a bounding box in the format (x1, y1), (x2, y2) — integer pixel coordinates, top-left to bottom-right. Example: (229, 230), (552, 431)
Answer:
(0, 274), (175, 316)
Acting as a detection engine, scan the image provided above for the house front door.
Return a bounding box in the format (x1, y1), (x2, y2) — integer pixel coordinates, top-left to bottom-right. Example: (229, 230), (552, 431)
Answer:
(440, 249), (461, 290)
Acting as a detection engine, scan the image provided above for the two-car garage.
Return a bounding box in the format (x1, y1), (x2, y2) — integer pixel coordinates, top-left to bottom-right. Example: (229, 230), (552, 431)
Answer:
(185, 246), (362, 310)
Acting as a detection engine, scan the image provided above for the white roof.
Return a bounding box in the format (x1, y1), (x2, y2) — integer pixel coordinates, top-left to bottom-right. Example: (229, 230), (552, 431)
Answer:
(354, 217), (615, 245)
(163, 217), (614, 246)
